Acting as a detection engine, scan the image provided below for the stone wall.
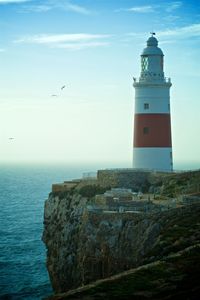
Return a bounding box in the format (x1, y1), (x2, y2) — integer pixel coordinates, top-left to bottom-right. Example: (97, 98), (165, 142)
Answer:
(97, 169), (161, 191)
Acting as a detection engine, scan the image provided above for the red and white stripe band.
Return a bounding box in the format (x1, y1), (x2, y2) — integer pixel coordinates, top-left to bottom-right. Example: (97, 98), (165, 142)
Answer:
(134, 113), (172, 148)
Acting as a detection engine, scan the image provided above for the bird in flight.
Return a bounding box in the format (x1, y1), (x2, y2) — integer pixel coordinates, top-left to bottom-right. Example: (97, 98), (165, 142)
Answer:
(9, 137), (14, 140)
(51, 85), (67, 97)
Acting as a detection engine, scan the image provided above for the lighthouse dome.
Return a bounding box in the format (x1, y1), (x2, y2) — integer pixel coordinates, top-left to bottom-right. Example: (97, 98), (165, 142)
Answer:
(141, 35), (163, 56)
(147, 36), (158, 46)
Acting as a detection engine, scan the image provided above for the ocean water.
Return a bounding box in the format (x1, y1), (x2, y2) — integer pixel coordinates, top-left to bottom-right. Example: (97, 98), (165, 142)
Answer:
(0, 164), (100, 300)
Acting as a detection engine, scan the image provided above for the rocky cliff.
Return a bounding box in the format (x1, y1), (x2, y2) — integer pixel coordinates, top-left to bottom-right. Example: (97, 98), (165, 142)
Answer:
(42, 170), (200, 297)
(43, 192), (160, 292)
(46, 244), (200, 300)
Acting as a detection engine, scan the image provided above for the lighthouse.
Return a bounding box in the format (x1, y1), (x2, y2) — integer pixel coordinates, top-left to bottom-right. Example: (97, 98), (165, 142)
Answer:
(133, 33), (173, 172)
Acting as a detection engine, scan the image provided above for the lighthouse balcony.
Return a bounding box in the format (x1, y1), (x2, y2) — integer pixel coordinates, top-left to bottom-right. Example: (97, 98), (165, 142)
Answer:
(133, 76), (171, 86)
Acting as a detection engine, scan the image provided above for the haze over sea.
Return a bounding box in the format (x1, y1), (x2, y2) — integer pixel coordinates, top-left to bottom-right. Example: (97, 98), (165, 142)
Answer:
(0, 162), (199, 299)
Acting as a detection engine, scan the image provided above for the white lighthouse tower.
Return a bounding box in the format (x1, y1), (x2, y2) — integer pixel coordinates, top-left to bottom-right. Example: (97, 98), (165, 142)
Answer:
(133, 33), (173, 172)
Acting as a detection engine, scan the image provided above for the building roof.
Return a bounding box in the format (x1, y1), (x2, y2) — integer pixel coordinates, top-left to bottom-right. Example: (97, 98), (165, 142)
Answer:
(141, 35), (163, 56)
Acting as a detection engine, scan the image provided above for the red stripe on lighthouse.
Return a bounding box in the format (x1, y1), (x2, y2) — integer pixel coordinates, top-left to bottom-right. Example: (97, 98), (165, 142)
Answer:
(134, 114), (172, 147)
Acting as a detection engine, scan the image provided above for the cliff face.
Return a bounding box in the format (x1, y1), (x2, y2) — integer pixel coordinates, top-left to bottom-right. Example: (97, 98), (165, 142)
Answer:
(46, 244), (200, 300)
(43, 193), (200, 294)
(42, 170), (200, 295)
(42, 193), (86, 292)
(42, 192), (163, 293)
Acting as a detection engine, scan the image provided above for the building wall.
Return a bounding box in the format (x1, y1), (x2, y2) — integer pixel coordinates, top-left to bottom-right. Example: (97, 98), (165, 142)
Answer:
(133, 82), (172, 171)
(133, 148), (172, 172)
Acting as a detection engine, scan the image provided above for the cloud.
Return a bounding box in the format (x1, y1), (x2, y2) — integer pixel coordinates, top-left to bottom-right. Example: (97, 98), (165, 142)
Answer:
(116, 5), (155, 13)
(20, 4), (51, 12)
(16, 33), (110, 43)
(0, 0), (30, 3)
(157, 23), (200, 38)
(127, 6), (155, 13)
(163, 15), (180, 22)
(123, 23), (200, 46)
(19, 0), (91, 14)
(54, 41), (109, 50)
(15, 33), (111, 50)
(166, 1), (182, 12)
(61, 2), (90, 14)
(116, 2), (182, 14)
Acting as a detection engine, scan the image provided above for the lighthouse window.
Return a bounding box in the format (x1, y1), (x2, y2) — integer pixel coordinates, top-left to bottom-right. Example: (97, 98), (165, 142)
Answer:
(144, 103), (149, 110)
(141, 56), (148, 71)
(143, 127), (149, 134)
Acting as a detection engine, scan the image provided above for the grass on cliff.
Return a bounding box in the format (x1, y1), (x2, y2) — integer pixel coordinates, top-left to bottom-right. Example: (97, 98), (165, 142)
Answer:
(50, 188), (76, 199)
(87, 248), (200, 300)
(77, 184), (110, 198)
(51, 184), (111, 200)
(145, 204), (200, 260)
(53, 246), (200, 299)
(160, 170), (200, 197)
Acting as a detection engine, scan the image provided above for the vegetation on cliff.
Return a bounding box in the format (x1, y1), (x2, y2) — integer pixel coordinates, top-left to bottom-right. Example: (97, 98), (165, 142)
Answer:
(47, 244), (200, 300)
(145, 208), (200, 262)
(78, 185), (110, 198)
(159, 170), (200, 197)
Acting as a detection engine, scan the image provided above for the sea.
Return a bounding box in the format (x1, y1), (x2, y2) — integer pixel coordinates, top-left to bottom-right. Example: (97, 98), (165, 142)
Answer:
(0, 162), (199, 300)
(0, 163), (102, 300)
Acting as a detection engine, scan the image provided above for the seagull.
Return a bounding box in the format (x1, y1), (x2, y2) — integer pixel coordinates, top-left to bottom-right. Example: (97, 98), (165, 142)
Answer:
(51, 85), (67, 97)
(9, 137), (14, 140)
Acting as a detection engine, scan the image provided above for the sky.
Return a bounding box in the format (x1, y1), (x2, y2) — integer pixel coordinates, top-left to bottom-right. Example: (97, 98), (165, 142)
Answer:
(0, 0), (200, 169)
